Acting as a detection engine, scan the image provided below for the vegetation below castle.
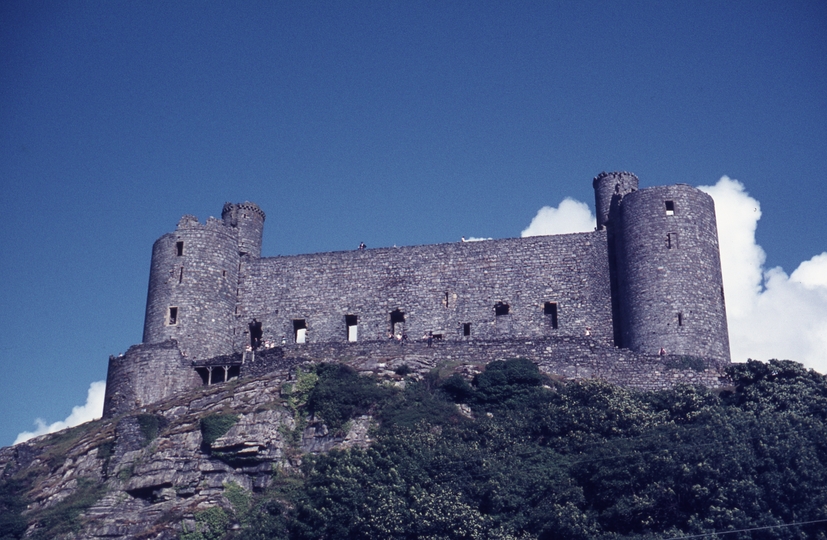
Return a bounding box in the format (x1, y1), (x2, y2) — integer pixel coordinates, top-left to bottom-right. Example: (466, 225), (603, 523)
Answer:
(2, 358), (826, 539)
(232, 358), (826, 540)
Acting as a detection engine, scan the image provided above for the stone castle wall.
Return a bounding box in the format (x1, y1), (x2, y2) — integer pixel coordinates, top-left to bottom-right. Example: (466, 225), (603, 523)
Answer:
(240, 337), (729, 391)
(235, 231), (614, 351)
(103, 173), (733, 418)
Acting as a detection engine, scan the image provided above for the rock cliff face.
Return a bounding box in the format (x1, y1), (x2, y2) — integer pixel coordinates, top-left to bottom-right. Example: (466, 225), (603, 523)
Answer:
(0, 366), (376, 540)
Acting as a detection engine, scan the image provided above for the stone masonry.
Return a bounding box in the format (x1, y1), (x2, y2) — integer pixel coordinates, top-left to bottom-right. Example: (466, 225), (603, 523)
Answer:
(103, 172), (731, 418)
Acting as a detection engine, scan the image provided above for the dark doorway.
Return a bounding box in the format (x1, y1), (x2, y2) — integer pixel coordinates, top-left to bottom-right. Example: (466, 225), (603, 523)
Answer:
(390, 309), (405, 336)
(544, 302), (558, 329)
(249, 319), (263, 349)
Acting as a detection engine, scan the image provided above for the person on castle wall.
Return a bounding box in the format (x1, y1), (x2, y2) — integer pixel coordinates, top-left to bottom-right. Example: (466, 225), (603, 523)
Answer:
(401, 332), (408, 346)
(281, 336), (287, 346)
(358, 242), (366, 250)
(659, 347), (667, 356)
(425, 331), (433, 348)
(585, 327), (591, 337)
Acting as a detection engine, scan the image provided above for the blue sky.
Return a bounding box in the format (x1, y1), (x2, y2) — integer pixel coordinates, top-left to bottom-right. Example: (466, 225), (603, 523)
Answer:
(2, 1), (826, 446)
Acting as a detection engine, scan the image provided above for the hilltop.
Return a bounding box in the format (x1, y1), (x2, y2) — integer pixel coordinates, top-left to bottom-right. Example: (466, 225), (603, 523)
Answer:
(1, 357), (826, 539)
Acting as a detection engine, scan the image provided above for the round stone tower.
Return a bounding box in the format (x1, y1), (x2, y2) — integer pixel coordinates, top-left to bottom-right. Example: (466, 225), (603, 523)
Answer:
(222, 202), (265, 258)
(593, 171), (639, 230)
(613, 184), (730, 362)
(142, 215), (240, 360)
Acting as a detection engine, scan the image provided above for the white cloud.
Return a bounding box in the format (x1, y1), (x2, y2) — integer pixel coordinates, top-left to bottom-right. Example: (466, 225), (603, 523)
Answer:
(15, 380), (106, 445)
(521, 197), (596, 237)
(700, 177), (827, 373)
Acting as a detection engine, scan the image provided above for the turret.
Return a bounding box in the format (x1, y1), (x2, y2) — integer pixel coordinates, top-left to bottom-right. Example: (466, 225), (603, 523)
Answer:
(222, 202), (265, 258)
(142, 215), (240, 360)
(593, 171), (638, 230)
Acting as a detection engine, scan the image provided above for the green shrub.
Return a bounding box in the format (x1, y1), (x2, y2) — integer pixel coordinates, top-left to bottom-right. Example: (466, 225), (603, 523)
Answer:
(180, 507), (230, 540)
(96, 440), (115, 461)
(394, 364), (412, 376)
(664, 355), (707, 372)
(200, 414), (239, 447)
(378, 379), (463, 429)
(472, 358), (544, 405)
(440, 373), (474, 402)
(136, 414), (166, 445)
(224, 481), (251, 520)
(307, 364), (391, 432)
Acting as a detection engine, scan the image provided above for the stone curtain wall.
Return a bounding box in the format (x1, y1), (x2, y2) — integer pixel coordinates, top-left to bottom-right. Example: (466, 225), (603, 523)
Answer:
(235, 232), (614, 352)
(613, 185), (730, 361)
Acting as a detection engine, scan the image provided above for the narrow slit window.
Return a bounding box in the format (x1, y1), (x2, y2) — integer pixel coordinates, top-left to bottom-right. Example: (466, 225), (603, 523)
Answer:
(444, 292), (450, 308)
(665, 201), (675, 216)
(667, 232), (679, 249)
(293, 319), (307, 343)
(167, 307), (178, 326)
(176, 241), (184, 256)
(463, 323), (471, 337)
(677, 312), (684, 326)
(544, 302), (559, 329)
(178, 267), (184, 284)
(494, 302), (510, 316)
(346, 314), (358, 342)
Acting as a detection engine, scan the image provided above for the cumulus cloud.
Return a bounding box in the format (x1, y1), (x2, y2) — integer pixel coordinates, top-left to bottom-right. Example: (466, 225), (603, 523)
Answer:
(521, 197), (595, 237)
(700, 177), (827, 372)
(15, 380), (106, 445)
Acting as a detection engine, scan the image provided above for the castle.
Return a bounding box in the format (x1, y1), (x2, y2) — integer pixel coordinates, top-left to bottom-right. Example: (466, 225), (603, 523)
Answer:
(103, 172), (731, 417)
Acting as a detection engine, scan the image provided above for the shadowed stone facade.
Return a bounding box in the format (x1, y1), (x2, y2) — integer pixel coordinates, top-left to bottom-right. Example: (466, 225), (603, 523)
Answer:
(103, 172), (731, 418)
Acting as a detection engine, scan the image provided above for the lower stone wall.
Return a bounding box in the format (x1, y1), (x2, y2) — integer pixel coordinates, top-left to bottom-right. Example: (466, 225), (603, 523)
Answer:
(104, 336), (731, 420)
(103, 340), (202, 418)
(240, 337), (730, 391)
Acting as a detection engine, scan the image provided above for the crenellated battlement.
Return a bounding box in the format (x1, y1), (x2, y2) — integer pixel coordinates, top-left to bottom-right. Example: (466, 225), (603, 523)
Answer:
(222, 201), (266, 222)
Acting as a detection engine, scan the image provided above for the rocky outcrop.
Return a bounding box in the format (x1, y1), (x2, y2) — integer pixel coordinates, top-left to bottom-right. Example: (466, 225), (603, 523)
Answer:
(0, 368), (373, 539)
